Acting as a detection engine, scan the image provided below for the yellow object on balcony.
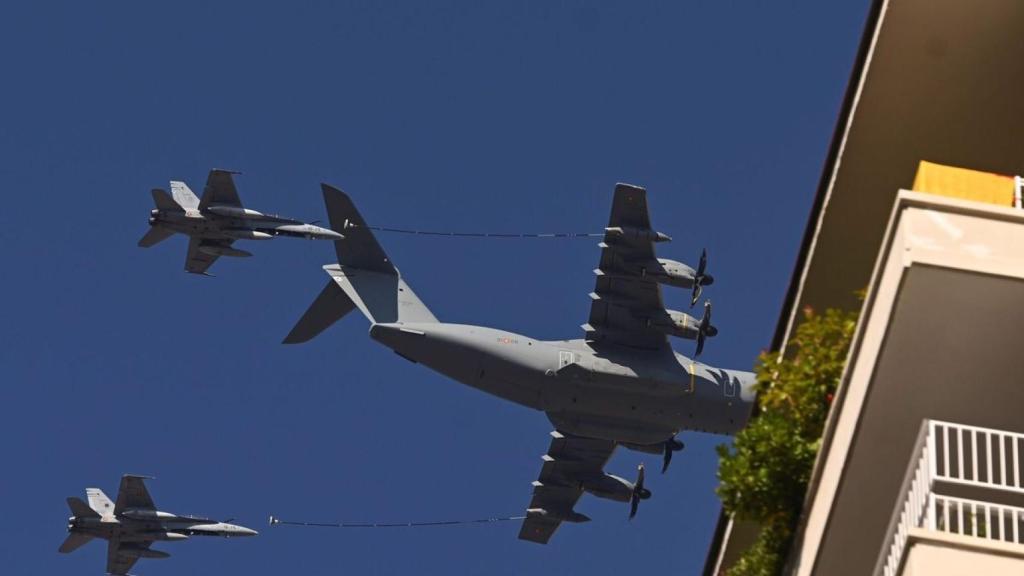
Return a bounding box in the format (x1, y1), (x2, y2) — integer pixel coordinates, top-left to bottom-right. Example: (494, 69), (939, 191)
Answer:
(912, 160), (1016, 206)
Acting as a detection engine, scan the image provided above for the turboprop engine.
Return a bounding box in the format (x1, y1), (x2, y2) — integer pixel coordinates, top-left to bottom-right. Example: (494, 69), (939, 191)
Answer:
(647, 309), (715, 340)
(638, 251), (714, 306)
(222, 229), (273, 240)
(651, 258), (698, 286)
(580, 473), (638, 503)
(578, 466), (651, 519)
(647, 301), (717, 356)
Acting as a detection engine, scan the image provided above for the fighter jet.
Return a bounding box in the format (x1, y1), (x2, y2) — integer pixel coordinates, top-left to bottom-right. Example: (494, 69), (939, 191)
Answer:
(284, 183), (757, 544)
(59, 474), (257, 575)
(138, 169), (343, 275)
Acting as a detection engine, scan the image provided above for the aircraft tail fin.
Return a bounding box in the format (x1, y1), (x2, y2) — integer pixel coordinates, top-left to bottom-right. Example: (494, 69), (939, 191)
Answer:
(86, 488), (114, 516)
(139, 189), (180, 247)
(283, 185), (436, 343)
(57, 532), (94, 554)
(67, 496), (100, 518)
(151, 188), (182, 212)
(170, 180), (200, 210)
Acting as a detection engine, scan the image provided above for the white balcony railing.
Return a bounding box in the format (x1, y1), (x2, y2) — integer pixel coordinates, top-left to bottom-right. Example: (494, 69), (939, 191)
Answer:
(932, 494), (1024, 544)
(876, 420), (1024, 576)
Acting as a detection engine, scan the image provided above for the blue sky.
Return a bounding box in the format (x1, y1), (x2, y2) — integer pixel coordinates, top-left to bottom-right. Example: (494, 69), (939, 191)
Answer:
(0, 2), (867, 574)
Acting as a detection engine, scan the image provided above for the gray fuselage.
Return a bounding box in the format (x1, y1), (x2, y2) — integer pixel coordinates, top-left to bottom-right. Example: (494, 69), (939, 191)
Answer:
(370, 322), (756, 446)
(150, 208), (341, 242)
(67, 510), (257, 545)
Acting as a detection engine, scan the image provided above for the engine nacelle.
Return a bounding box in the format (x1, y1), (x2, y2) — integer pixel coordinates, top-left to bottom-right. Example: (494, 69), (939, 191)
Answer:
(580, 473), (635, 503)
(198, 244), (253, 258)
(620, 441), (665, 455)
(222, 229), (273, 240)
(647, 309), (704, 340)
(207, 205), (264, 219)
(655, 258), (698, 285)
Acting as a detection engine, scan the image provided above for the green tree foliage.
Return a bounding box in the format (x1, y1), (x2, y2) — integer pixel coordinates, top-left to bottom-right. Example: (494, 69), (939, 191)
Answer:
(716, 307), (858, 576)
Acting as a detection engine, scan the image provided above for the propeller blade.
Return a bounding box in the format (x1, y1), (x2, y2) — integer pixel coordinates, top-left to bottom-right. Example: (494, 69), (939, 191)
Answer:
(629, 464), (649, 520)
(661, 437), (685, 474)
(690, 249), (709, 307)
(695, 300), (712, 357)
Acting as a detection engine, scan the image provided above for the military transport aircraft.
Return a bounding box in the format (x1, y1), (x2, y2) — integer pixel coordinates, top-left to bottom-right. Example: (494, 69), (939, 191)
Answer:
(284, 183), (757, 544)
(59, 474), (256, 575)
(138, 169), (343, 274)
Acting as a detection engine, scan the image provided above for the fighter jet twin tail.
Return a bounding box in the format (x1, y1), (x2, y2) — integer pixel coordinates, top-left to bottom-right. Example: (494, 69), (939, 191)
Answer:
(138, 168), (342, 275)
(59, 475), (256, 575)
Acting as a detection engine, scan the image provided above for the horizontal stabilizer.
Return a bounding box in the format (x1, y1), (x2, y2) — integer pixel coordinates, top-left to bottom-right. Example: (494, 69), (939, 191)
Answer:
(283, 280), (356, 344)
(138, 226), (175, 248)
(58, 532), (94, 554)
(67, 496), (100, 518)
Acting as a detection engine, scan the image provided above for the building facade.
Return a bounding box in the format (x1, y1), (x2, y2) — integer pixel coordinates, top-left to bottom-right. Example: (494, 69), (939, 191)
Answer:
(705, 1), (1024, 574)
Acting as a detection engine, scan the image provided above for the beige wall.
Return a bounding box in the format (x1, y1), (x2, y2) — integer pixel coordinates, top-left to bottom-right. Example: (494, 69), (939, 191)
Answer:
(902, 530), (1024, 576)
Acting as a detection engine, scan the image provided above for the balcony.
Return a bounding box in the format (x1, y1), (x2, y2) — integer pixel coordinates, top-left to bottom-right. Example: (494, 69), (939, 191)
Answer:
(878, 420), (1024, 576)
(782, 191), (1024, 576)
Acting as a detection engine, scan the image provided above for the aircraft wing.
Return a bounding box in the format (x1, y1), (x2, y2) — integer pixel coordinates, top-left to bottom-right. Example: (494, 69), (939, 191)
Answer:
(106, 540), (144, 576)
(184, 237), (229, 275)
(199, 169), (243, 209)
(518, 431), (616, 544)
(114, 475), (156, 514)
(585, 183), (668, 349)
